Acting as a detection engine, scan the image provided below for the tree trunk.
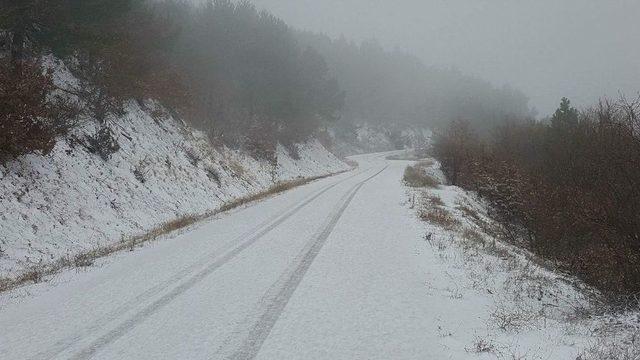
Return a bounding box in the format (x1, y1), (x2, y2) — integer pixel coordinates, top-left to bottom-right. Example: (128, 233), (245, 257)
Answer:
(10, 24), (25, 71)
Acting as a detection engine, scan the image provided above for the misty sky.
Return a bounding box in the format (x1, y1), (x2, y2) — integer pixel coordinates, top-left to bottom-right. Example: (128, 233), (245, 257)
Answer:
(250, 0), (640, 116)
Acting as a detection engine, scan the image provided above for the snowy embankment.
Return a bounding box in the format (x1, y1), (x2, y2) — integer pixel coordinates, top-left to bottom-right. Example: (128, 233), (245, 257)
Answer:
(404, 158), (639, 359)
(329, 123), (430, 156)
(0, 103), (349, 279)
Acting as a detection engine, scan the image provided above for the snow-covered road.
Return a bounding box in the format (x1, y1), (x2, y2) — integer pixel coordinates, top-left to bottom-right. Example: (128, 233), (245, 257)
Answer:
(1, 153), (443, 359)
(3, 151), (636, 360)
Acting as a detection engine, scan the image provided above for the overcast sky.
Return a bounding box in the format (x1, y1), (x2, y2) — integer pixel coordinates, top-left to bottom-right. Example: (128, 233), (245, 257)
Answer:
(250, 0), (640, 116)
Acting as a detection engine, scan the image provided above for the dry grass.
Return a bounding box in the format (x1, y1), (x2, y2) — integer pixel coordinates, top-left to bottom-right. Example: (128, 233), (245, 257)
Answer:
(0, 170), (348, 293)
(456, 204), (481, 222)
(218, 173), (339, 213)
(144, 216), (202, 240)
(403, 165), (439, 188)
(18, 267), (43, 284)
(73, 251), (99, 267)
(577, 336), (640, 360)
(461, 227), (485, 245)
(0, 214), (203, 293)
(420, 207), (461, 230)
(227, 159), (247, 178)
(424, 193), (445, 207)
(490, 305), (541, 332)
(466, 337), (497, 354)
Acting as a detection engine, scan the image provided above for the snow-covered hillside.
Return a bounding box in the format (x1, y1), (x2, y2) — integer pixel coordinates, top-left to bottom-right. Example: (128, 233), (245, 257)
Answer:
(0, 103), (349, 279)
(403, 158), (640, 359)
(329, 123), (430, 156)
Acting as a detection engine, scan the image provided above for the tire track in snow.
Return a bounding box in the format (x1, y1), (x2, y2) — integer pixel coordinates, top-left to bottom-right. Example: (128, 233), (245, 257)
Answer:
(35, 168), (368, 360)
(217, 166), (388, 360)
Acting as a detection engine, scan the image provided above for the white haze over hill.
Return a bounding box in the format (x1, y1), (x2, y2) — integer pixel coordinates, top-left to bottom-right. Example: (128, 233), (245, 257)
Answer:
(250, 0), (640, 116)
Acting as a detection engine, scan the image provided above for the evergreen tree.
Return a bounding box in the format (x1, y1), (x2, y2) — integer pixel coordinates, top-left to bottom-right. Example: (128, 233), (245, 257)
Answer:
(0, 0), (141, 66)
(0, 0), (51, 67)
(551, 97), (579, 129)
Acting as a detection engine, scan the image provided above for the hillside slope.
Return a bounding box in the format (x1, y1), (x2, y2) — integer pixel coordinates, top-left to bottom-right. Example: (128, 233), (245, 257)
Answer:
(329, 123), (431, 156)
(0, 103), (349, 279)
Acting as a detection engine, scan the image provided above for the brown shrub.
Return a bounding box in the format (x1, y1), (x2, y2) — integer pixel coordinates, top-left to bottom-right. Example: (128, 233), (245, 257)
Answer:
(0, 60), (77, 163)
(420, 207), (461, 230)
(461, 227), (485, 245)
(432, 96), (640, 298)
(19, 268), (43, 284)
(404, 165), (439, 188)
(425, 194), (445, 207)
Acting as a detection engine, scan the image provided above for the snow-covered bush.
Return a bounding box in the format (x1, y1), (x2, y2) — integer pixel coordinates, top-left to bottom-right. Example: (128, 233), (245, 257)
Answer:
(0, 60), (77, 163)
(432, 97), (640, 298)
(403, 163), (439, 188)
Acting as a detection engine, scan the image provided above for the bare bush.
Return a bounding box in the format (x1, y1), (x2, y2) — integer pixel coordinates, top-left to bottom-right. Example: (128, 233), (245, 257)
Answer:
(79, 126), (121, 161)
(420, 207), (461, 230)
(73, 252), (96, 268)
(577, 336), (640, 360)
(490, 305), (539, 332)
(19, 267), (43, 284)
(403, 165), (439, 188)
(432, 119), (480, 186)
(433, 96), (640, 297)
(133, 158), (151, 183)
(0, 60), (77, 163)
(424, 193), (445, 207)
(461, 227), (485, 245)
(466, 337), (497, 354)
(184, 147), (201, 166)
(205, 167), (221, 185)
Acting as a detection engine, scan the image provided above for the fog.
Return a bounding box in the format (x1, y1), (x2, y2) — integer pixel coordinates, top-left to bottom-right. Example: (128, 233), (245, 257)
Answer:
(250, 0), (640, 116)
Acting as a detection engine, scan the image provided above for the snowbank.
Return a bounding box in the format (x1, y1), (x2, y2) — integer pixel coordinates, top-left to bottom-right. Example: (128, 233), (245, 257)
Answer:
(0, 103), (349, 278)
(329, 123), (430, 156)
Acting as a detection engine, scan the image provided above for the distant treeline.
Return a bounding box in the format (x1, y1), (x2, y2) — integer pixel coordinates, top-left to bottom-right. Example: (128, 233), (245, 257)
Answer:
(434, 96), (640, 299)
(298, 32), (535, 132)
(1, 0), (532, 163)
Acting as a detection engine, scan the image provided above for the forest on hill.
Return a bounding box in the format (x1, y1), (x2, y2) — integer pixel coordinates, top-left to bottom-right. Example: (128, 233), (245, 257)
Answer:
(1, 0), (533, 164)
(433, 95), (640, 299)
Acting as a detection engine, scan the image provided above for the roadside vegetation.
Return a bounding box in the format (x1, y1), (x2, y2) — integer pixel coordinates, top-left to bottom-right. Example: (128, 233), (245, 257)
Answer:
(432, 96), (640, 302)
(403, 161), (439, 188)
(405, 154), (639, 359)
(386, 147), (431, 161)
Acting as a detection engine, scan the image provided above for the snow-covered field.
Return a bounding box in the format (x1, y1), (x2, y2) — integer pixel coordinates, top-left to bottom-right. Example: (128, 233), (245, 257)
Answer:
(0, 103), (349, 279)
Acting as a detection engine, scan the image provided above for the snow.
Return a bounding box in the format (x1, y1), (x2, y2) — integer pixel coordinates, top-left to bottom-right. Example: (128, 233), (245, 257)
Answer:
(401, 158), (640, 359)
(1, 52), (636, 360)
(0, 100), (349, 279)
(0, 152), (637, 359)
(0, 160), (372, 359)
(328, 123), (430, 156)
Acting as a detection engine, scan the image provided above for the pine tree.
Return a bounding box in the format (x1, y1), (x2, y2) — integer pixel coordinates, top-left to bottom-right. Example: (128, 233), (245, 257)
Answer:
(0, 0), (50, 67)
(0, 0), (138, 66)
(551, 97), (579, 129)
